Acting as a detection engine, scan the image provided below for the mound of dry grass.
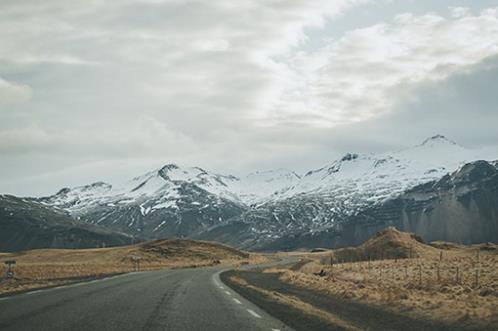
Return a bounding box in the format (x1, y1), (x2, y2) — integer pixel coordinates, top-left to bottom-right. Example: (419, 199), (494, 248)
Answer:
(331, 227), (436, 263)
(268, 230), (498, 329)
(0, 239), (257, 295)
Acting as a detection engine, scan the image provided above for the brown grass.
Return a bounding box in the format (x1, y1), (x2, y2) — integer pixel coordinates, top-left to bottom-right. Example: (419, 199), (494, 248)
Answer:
(267, 230), (498, 328)
(229, 275), (360, 331)
(0, 239), (264, 295)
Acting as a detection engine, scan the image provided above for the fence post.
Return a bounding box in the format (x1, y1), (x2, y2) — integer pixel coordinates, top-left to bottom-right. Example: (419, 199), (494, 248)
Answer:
(418, 264), (422, 286)
(475, 266), (480, 288)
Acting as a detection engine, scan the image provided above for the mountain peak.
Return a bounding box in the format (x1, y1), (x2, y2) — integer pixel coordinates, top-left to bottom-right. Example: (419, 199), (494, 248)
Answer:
(421, 134), (456, 146)
(340, 153), (359, 162)
(160, 163), (180, 172)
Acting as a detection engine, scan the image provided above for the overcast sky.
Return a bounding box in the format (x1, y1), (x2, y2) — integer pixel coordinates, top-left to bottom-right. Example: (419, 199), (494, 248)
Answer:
(1, 0), (498, 196)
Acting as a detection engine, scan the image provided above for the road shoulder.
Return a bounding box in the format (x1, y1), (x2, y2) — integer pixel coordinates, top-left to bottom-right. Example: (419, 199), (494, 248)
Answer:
(221, 269), (480, 331)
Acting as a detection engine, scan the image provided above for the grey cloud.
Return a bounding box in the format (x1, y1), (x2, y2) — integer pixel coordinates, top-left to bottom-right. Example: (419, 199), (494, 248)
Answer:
(0, 1), (497, 197)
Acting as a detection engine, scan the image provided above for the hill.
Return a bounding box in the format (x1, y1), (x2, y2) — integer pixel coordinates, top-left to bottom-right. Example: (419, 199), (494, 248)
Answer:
(331, 227), (437, 262)
(0, 238), (251, 295)
(0, 195), (134, 252)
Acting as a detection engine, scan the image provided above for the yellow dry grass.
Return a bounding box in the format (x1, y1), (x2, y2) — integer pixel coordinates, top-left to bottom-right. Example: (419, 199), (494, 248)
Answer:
(229, 275), (360, 331)
(0, 239), (263, 295)
(269, 239), (498, 328)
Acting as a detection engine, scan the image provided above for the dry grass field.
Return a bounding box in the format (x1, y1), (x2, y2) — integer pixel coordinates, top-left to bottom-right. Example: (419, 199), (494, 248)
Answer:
(268, 228), (498, 329)
(0, 239), (263, 295)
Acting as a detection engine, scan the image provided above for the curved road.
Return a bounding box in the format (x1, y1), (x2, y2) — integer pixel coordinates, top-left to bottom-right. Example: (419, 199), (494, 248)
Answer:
(0, 264), (294, 331)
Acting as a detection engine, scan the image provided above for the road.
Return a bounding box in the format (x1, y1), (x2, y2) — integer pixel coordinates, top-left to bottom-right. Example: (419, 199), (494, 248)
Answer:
(0, 265), (293, 331)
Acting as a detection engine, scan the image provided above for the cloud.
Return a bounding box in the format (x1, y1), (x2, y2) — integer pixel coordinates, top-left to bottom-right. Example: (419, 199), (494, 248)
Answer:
(0, 0), (368, 144)
(0, 1), (498, 196)
(0, 78), (32, 106)
(265, 7), (498, 126)
(0, 116), (198, 158)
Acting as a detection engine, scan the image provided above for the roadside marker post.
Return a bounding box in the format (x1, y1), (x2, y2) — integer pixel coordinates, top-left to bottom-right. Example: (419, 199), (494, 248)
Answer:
(4, 260), (16, 279)
(131, 256), (142, 272)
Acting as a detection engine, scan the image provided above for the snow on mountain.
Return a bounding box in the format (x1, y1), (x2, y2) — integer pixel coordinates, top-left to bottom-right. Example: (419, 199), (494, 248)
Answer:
(43, 164), (237, 212)
(208, 135), (497, 249)
(228, 169), (301, 204)
(114, 164), (240, 202)
(36, 135), (497, 247)
(43, 134), (493, 218)
(272, 134), (488, 204)
(43, 163), (303, 213)
(47, 182), (113, 210)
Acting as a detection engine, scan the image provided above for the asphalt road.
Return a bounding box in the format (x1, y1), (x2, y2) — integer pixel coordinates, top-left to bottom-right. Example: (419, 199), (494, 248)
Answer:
(0, 265), (294, 331)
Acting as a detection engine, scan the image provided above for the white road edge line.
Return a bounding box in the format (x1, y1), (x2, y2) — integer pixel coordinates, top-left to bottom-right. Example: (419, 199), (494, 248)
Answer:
(232, 298), (242, 305)
(272, 329), (281, 331)
(247, 309), (262, 319)
(224, 290), (231, 295)
(24, 290), (42, 295)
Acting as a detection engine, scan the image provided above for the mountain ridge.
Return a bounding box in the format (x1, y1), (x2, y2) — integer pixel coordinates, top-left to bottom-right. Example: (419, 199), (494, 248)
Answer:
(9, 135), (498, 250)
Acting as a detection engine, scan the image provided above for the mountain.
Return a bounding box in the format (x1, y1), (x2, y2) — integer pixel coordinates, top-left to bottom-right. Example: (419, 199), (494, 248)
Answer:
(0, 195), (133, 252)
(35, 164), (299, 239)
(37, 165), (246, 239)
(26, 135), (497, 250)
(240, 159), (498, 250)
(194, 136), (497, 249)
(230, 169), (301, 204)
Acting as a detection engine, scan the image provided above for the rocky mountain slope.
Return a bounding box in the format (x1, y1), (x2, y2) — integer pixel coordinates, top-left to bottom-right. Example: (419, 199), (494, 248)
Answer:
(35, 165), (299, 240)
(197, 136), (497, 249)
(16, 135), (498, 250)
(0, 195), (133, 252)
(246, 159), (498, 250)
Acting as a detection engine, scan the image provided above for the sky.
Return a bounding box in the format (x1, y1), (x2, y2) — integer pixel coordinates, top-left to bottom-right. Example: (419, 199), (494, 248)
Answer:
(1, 0), (498, 196)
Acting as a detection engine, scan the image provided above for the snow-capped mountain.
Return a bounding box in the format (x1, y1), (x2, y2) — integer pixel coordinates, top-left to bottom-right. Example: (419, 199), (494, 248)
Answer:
(195, 135), (497, 249)
(37, 164), (300, 239)
(34, 135), (497, 249)
(252, 159), (498, 251)
(43, 164), (301, 210)
(272, 135), (485, 203)
(229, 169), (301, 204)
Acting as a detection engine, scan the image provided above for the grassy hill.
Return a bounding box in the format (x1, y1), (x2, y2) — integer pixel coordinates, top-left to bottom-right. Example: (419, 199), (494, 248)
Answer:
(331, 226), (437, 262)
(0, 238), (253, 295)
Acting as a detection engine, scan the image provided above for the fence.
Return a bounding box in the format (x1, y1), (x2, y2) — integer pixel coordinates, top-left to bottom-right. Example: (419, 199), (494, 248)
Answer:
(317, 251), (495, 289)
